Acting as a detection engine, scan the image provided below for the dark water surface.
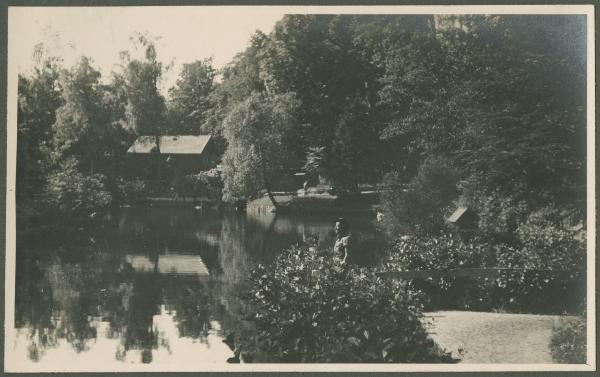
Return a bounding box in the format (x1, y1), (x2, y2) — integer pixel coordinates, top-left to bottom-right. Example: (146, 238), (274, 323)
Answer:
(13, 206), (377, 370)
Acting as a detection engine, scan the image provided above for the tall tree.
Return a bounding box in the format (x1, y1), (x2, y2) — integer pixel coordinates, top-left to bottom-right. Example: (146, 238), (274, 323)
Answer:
(256, 15), (431, 188)
(203, 32), (268, 139)
(378, 15), (587, 234)
(115, 34), (168, 186)
(16, 53), (63, 202)
(167, 59), (216, 134)
(52, 56), (110, 175)
(118, 34), (167, 146)
(221, 92), (300, 208)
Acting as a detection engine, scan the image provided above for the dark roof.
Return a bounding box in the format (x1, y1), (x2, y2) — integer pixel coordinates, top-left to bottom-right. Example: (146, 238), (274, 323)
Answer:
(127, 135), (211, 155)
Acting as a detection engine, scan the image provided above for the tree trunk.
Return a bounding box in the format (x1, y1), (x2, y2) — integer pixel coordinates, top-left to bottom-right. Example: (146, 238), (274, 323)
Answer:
(265, 184), (278, 210)
(155, 135), (161, 192)
(261, 163), (279, 210)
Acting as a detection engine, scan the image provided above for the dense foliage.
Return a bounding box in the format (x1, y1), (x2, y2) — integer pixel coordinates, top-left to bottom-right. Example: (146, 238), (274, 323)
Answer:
(243, 244), (450, 362)
(221, 92), (300, 207)
(114, 177), (146, 204)
(383, 217), (586, 313)
(17, 15), (588, 317)
(18, 15), (586, 220)
(379, 156), (458, 236)
(44, 158), (112, 216)
(167, 59), (216, 134)
(14, 14), (590, 365)
(377, 15), (585, 238)
(16, 53), (63, 203)
(181, 169), (223, 201)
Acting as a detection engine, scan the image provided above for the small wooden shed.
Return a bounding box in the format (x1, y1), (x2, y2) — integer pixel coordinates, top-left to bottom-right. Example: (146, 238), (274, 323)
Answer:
(447, 206), (478, 230)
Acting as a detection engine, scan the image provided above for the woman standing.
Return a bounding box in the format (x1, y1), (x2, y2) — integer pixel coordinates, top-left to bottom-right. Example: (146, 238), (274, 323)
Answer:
(333, 218), (353, 265)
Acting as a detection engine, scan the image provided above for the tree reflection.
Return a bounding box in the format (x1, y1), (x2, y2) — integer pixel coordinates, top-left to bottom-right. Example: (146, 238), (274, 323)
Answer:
(15, 256), (58, 362)
(115, 273), (161, 363)
(14, 206), (369, 365)
(162, 276), (214, 342)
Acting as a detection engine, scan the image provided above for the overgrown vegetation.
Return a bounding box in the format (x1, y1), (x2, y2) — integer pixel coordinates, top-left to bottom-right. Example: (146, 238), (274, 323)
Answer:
(181, 169), (223, 201)
(383, 229), (585, 313)
(16, 14), (588, 360)
(242, 244), (452, 363)
(18, 16), (586, 221)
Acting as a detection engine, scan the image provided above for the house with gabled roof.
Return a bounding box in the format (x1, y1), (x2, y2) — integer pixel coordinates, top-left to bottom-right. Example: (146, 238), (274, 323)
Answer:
(126, 135), (218, 186)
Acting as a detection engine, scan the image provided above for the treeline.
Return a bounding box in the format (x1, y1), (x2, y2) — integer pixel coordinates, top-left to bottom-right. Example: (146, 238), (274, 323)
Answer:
(17, 34), (218, 218)
(218, 15), (587, 317)
(18, 15), (587, 232)
(212, 14), (586, 234)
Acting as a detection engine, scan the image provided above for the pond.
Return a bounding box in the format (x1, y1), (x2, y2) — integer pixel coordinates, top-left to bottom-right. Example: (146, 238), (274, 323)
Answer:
(11, 206), (379, 370)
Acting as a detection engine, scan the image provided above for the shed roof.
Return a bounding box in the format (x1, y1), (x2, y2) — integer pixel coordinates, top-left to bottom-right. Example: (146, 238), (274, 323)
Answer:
(127, 135), (211, 155)
(447, 206), (470, 223)
(126, 254), (209, 275)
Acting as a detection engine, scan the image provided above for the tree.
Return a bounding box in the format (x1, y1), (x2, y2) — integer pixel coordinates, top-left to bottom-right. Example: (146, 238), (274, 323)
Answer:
(452, 16), (586, 215)
(167, 59), (216, 134)
(380, 156), (458, 236)
(377, 15), (587, 234)
(16, 53), (63, 202)
(258, 15), (433, 184)
(115, 34), (168, 187)
(303, 146), (326, 184)
(221, 92), (300, 208)
(118, 34), (167, 146)
(259, 15), (377, 174)
(52, 56), (110, 175)
(202, 32), (269, 147)
(328, 97), (382, 193)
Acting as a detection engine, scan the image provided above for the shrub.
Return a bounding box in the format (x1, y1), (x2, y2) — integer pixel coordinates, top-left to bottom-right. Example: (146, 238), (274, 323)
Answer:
(181, 169), (223, 201)
(460, 178), (530, 243)
(384, 234), (498, 271)
(44, 158), (112, 216)
(379, 156), (458, 236)
(550, 315), (587, 363)
(383, 230), (586, 314)
(513, 208), (586, 272)
(115, 177), (146, 204)
(242, 244), (450, 363)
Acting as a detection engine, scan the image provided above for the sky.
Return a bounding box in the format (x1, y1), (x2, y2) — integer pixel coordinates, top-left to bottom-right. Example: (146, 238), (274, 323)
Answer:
(8, 7), (287, 92)
(8, 5), (591, 93)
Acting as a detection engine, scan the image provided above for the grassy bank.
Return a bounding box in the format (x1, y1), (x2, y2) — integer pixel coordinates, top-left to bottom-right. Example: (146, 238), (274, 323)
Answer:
(424, 311), (578, 363)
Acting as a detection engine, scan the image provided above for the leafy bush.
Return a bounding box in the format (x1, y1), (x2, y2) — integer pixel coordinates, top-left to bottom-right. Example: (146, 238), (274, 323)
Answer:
(513, 208), (585, 271)
(383, 229), (586, 313)
(459, 177), (530, 243)
(242, 244), (451, 363)
(550, 314), (587, 363)
(115, 177), (146, 204)
(44, 158), (112, 216)
(379, 156), (458, 236)
(181, 169), (223, 201)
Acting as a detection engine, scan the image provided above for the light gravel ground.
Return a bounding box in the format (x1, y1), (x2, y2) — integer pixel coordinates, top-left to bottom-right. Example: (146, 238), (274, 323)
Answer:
(423, 311), (570, 363)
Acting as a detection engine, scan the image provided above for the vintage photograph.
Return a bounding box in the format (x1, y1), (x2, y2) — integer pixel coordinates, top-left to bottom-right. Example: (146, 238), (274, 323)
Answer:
(5, 5), (594, 372)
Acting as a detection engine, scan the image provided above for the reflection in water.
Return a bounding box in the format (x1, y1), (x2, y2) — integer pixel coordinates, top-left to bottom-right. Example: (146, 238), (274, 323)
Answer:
(14, 207), (377, 369)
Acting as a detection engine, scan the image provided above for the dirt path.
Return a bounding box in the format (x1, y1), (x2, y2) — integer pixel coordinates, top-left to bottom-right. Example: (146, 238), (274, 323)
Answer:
(423, 311), (568, 363)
